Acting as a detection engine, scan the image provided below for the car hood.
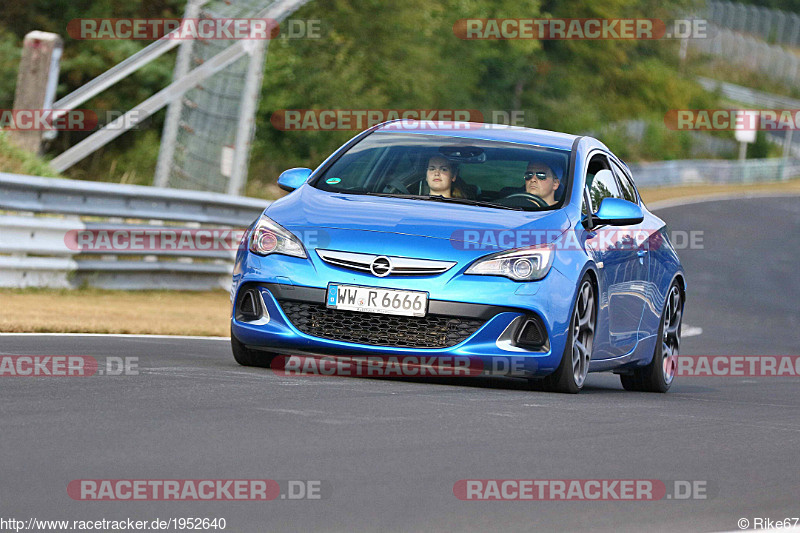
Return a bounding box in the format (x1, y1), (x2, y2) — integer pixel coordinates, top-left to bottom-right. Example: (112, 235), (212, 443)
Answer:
(266, 185), (571, 247)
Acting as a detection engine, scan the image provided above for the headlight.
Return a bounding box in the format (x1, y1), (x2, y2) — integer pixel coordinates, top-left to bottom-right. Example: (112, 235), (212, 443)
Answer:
(465, 244), (554, 281)
(248, 215), (307, 258)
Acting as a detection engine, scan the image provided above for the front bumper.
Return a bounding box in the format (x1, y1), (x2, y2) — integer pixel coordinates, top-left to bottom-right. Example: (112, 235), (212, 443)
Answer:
(230, 273), (575, 378)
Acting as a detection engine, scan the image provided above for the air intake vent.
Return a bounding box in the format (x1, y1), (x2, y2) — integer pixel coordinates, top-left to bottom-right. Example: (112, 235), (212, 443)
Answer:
(516, 316), (548, 349)
(235, 287), (266, 323)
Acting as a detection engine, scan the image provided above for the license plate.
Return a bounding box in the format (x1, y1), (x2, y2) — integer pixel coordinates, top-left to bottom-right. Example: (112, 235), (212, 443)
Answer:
(326, 284), (428, 317)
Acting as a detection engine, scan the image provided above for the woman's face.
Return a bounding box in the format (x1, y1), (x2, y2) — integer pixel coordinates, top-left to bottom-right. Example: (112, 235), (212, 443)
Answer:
(426, 156), (456, 197)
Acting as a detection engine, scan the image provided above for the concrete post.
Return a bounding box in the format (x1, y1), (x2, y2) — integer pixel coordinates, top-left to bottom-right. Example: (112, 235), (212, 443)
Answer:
(11, 31), (63, 154)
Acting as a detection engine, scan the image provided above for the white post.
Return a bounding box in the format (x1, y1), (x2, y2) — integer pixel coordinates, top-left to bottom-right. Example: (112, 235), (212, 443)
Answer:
(781, 128), (794, 180)
(11, 32), (63, 153)
(738, 141), (748, 161)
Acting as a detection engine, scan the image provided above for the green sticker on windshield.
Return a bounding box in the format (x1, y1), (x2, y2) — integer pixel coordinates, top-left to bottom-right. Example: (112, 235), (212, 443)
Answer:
(326, 177), (341, 184)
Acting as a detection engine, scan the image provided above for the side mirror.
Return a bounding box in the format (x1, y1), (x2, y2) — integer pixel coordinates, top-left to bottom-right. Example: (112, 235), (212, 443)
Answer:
(591, 197), (644, 227)
(277, 168), (313, 192)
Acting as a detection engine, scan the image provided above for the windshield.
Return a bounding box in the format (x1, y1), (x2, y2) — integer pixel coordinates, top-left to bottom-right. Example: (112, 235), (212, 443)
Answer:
(311, 132), (571, 211)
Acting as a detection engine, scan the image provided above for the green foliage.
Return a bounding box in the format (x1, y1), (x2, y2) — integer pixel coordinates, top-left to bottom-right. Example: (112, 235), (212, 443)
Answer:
(0, 131), (60, 177)
(748, 131), (771, 159)
(1, 0), (728, 192)
(0, 29), (21, 110)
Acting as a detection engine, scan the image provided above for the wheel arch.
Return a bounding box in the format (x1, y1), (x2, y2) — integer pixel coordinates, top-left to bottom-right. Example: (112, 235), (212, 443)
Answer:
(673, 272), (687, 302)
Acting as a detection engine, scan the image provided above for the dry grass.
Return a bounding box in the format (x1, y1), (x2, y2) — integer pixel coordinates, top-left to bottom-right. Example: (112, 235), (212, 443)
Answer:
(0, 288), (231, 336)
(2, 180), (799, 336)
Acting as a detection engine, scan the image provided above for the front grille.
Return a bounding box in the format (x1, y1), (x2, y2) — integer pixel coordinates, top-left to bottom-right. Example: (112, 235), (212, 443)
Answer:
(316, 249), (457, 277)
(278, 300), (485, 348)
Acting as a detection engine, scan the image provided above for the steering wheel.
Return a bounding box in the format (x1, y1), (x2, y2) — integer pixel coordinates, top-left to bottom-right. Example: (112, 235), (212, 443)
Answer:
(500, 192), (549, 208)
(383, 179), (410, 195)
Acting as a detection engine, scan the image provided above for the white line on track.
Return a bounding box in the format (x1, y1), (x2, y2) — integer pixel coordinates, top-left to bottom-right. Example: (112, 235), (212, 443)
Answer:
(0, 332), (229, 340)
(682, 326), (703, 337)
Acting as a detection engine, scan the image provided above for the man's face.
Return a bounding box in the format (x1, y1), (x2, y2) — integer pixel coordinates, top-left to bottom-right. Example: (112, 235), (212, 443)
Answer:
(524, 163), (560, 205)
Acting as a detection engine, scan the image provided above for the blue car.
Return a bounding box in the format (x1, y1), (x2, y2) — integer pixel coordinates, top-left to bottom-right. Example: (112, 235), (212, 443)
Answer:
(230, 121), (685, 393)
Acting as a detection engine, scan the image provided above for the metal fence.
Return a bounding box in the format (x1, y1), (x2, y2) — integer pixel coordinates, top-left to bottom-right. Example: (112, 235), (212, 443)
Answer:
(154, 0), (311, 195)
(48, 0), (311, 198)
(706, 0), (800, 47)
(690, 26), (800, 87)
(0, 173), (266, 290)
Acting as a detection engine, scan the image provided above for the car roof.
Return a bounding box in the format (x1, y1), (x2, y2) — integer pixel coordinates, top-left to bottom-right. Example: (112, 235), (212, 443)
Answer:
(373, 121), (580, 151)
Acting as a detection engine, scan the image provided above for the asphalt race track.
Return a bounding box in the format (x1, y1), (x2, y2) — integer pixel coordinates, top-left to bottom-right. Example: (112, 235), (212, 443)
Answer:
(2, 196), (799, 532)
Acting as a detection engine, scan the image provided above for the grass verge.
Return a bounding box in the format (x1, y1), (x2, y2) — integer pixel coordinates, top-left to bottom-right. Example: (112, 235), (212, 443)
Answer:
(639, 177), (800, 205)
(0, 288), (231, 337)
(0, 131), (60, 177)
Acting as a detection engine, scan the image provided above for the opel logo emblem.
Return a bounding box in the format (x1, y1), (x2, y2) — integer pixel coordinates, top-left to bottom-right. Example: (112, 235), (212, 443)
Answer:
(370, 256), (392, 277)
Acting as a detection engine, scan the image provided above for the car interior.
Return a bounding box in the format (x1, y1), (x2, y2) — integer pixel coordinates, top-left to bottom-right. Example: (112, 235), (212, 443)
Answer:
(381, 148), (569, 209)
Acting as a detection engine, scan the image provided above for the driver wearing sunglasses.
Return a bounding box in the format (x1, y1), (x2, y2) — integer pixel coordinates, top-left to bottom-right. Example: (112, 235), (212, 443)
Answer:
(523, 162), (560, 206)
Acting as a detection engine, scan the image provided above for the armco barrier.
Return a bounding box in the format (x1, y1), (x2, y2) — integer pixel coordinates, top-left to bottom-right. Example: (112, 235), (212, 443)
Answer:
(628, 158), (800, 188)
(0, 173), (267, 290)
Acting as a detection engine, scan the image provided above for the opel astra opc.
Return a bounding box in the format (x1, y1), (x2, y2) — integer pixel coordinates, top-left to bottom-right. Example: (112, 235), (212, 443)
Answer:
(230, 121), (685, 393)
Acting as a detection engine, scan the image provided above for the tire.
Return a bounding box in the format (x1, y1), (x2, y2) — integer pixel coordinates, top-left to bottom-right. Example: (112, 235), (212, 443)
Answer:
(231, 329), (279, 368)
(620, 281), (683, 393)
(536, 275), (596, 394)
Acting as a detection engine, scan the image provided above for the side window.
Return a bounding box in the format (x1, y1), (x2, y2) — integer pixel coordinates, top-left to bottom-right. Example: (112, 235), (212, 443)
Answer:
(586, 154), (621, 213)
(611, 161), (638, 204)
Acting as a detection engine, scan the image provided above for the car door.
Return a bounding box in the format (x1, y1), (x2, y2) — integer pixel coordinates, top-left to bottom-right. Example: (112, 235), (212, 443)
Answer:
(583, 153), (648, 358)
(610, 159), (659, 340)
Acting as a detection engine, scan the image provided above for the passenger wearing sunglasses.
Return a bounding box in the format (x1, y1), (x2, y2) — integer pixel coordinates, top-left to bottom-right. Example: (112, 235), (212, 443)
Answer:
(523, 162), (560, 206)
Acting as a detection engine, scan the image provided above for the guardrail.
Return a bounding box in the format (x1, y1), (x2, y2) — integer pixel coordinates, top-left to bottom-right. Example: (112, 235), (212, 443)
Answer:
(0, 173), (267, 290)
(628, 158), (800, 188)
(694, 77), (800, 157)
